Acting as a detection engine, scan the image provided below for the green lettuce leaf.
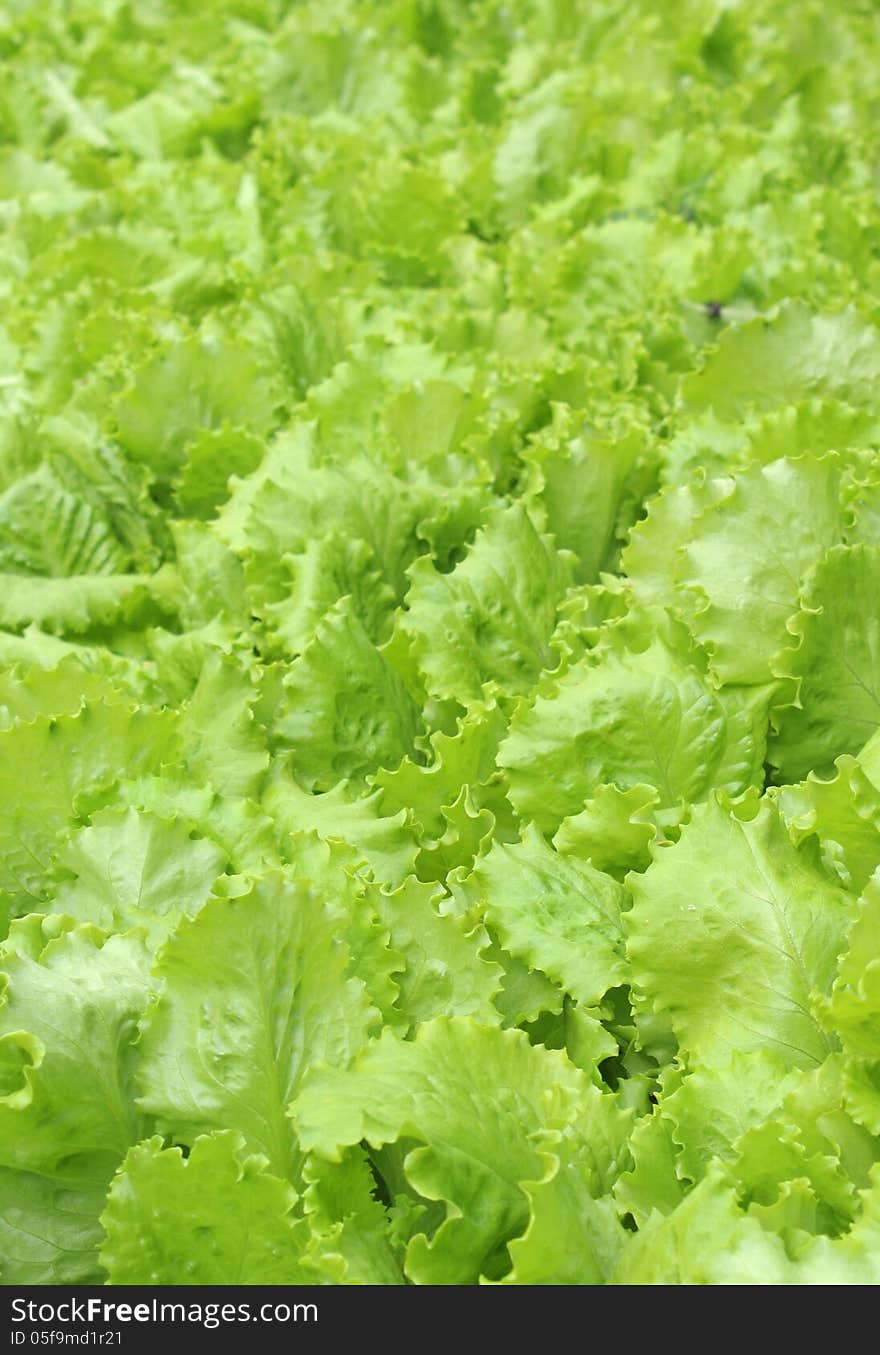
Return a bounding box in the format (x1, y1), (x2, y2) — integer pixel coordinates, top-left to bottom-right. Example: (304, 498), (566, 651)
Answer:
(500, 609), (771, 832)
(615, 1162), (880, 1285)
(681, 304), (880, 420)
(678, 454), (844, 685)
(0, 1168), (108, 1285)
(293, 1017), (624, 1284)
(627, 795), (854, 1068)
(373, 876), (501, 1030)
(301, 1148), (404, 1285)
(522, 405), (648, 584)
(778, 756), (880, 894)
(553, 783), (661, 877)
(100, 1132), (312, 1285)
(273, 598), (423, 791)
(770, 545), (880, 780)
(464, 824), (627, 1007)
(137, 872), (376, 1178)
(498, 1129), (629, 1285)
(0, 703), (179, 915)
(52, 808), (226, 946)
(0, 919), (151, 1282)
(402, 502), (572, 701)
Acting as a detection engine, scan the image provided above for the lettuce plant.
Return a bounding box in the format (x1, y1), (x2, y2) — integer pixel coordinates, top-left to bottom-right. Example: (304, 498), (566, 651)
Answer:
(1, 0), (880, 1286)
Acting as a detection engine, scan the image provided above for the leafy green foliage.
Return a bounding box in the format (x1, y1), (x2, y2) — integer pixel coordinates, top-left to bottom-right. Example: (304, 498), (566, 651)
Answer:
(2, 0), (880, 1288)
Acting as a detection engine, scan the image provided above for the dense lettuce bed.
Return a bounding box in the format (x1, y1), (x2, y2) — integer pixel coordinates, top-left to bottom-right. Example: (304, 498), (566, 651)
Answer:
(2, 0), (880, 1285)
